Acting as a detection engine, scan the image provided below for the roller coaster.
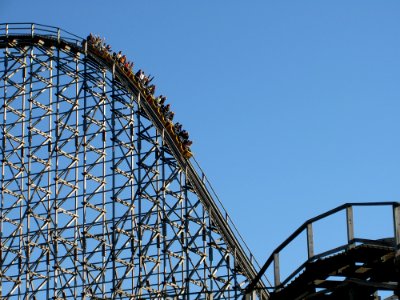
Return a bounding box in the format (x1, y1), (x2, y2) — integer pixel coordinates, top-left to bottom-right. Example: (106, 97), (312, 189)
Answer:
(245, 202), (400, 300)
(0, 23), (399, 299)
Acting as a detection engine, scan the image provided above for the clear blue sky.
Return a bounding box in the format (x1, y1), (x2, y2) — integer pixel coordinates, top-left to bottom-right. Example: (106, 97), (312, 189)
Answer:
(2, 0), (400, 282)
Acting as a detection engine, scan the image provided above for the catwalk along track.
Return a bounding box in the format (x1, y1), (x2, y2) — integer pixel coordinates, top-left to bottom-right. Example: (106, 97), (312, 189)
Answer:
(244, 202), (400, 300)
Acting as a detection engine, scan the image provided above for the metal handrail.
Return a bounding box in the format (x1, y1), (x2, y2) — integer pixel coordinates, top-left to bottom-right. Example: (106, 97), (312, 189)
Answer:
(0, 22), (83, 46)
(245, 201), (400, 296)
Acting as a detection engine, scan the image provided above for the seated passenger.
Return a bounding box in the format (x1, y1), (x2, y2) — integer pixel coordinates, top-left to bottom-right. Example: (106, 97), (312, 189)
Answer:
(160, 96), (166, 106)
(174, 122), (183, 134)
(155, 95), (163, 106)
(156, 95), (166, 107)
(116, 51), (122, 60)
(183, 140), (192, 148)
(135, 69), (145, 82)
(94, 36), (102, 48)
(179, 130), (189, 140)
(121, 55), (126, 64)
(139, 71), (145, 82)
(87, 33), (94, 43)
(162, 104), (170, 114)
(165, 111), (175, 122)
(148, 84), (156, 95)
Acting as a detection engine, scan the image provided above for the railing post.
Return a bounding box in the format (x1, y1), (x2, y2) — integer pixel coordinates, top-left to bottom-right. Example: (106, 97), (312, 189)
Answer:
(393, 204), (400, 259)
(5, 23), (8, 38)
(307, 223), (314, 259)
(31, 24), (35, 38)
(346, 206), (355, 249)
(273, 252), (280, 287)
(57, 28), (61, 44)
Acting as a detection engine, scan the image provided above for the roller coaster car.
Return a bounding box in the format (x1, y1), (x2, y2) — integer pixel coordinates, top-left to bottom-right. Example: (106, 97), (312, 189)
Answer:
(91, 45), (109, 61)
(87, 43), (130, 85)
(87, 40), (193, 160)
(183, 150), (193, 159)
(146, 95), (192, 159)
